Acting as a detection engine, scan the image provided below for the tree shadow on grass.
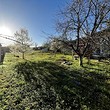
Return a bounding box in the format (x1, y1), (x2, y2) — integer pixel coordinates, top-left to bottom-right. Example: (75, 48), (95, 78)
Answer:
(83, 61), (110, 73)
(83, 66), (104, 72)
(14, 61), (110, 110)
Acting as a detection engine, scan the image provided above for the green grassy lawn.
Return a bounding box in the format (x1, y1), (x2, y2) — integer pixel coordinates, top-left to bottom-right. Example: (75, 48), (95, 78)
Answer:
(0, 51), (110, 110)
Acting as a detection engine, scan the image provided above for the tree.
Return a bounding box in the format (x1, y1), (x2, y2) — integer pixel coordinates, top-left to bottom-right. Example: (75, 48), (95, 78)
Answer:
(50, 38), (62, 53)
(57, 0), (110, 66)
(9, 44), (19, 55)
(50, 37), (72, 55)
(42, 41), (50, 50)
(14, 28), (32, 59)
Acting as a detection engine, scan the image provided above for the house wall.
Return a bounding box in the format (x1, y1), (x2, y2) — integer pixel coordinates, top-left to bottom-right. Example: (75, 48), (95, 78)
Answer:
(93, 29), (110, 56)
(0, 44), (2, 62)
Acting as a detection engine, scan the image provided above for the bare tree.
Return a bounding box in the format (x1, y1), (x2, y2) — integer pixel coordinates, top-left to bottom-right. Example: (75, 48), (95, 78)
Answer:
(14, 28), (32, 59)
(9, 44), (19, 55)
(57, 0), (110, 66)
(50, 38), (63, 53)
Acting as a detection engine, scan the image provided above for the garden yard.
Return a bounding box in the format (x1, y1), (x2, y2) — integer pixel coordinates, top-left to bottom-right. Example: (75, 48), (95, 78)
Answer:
(0, 51), (110, 110)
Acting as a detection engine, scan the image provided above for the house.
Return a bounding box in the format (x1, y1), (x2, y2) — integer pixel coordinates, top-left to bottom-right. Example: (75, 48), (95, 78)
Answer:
(67, 28), (110, 59)
(93, 28), (110, 57)
(0, 44), (2, 62)
(0, 44), (10, 62)
(0, 44), (4, 62)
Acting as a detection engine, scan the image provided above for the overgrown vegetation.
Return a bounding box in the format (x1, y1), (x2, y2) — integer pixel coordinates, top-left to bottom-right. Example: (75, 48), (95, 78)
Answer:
(0, 51), (110, 110)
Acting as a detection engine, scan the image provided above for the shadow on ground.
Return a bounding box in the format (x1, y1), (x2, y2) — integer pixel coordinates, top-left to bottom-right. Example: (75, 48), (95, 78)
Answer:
(12, 61), (110, 110)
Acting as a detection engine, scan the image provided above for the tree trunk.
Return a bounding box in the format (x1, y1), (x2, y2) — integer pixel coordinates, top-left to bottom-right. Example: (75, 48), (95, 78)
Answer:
(22, 52), (25, 59)
(79, 56), (83, 67)
(72, 50), (74, 60)
(87, 56), (91, 65)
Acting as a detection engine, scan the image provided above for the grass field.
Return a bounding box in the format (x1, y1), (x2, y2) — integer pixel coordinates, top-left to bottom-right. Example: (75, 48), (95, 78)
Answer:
(0, 51), (110, 110)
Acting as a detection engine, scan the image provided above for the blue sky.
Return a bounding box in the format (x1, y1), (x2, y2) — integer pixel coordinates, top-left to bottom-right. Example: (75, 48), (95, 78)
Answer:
(0, 0), (69, 46)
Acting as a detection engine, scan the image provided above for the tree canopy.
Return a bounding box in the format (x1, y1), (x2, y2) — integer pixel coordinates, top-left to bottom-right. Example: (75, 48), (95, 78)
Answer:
(57, 0), (110, 66)
(14, 28), (32, 59)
